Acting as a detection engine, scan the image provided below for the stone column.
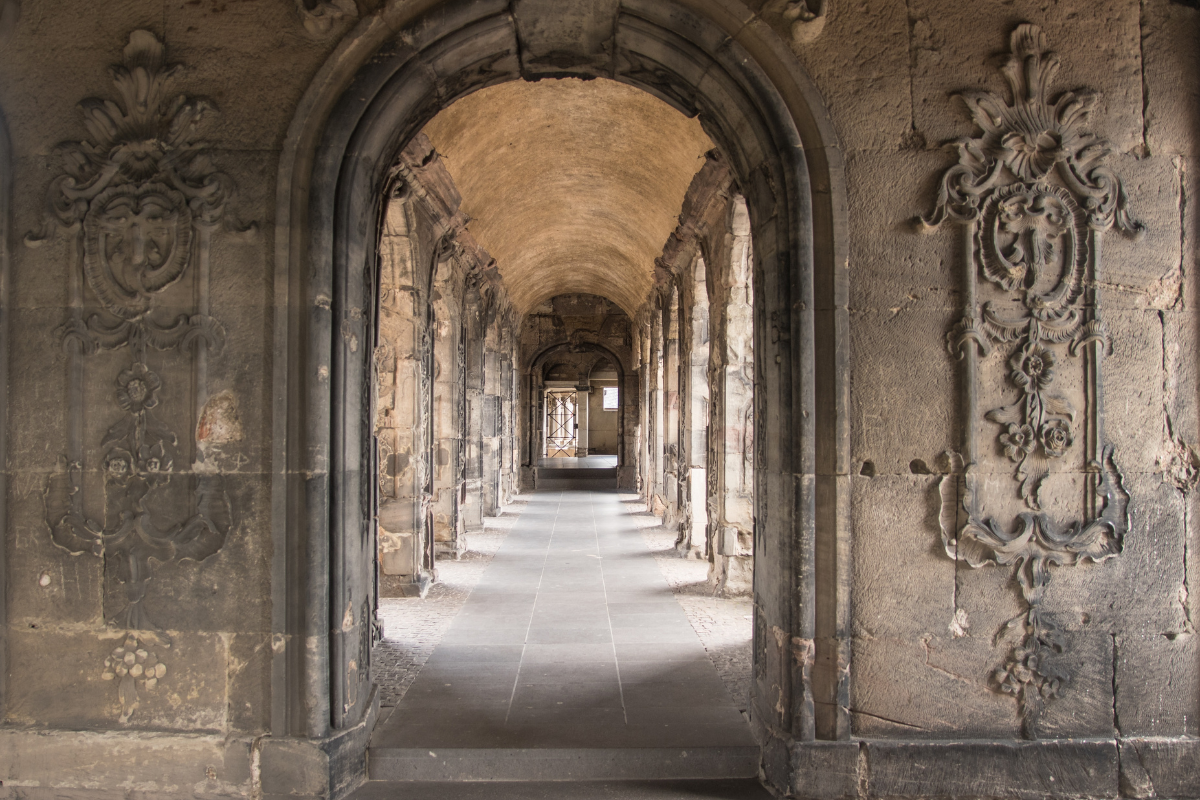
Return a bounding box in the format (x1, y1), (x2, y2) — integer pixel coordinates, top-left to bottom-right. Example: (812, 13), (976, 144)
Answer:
(677, 255), (710, 558)
(461, 281), (485, 533)
(635, 321), (650, 495)
(431, 252), (465, 558)
(376, 198), (434, 597)
(663, 288), (681, 526)
(499, 328), (516, 503)
(649, 302), (666, 515)
(706, 197), (754, 594)
(575, 378), (590, 455)
(481, 299), (502, 516)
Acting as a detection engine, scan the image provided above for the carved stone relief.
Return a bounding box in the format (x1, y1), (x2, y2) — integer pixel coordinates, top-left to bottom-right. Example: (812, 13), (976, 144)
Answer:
(29, 31), (245, 722)
(296, 0), (358, 37)
(765, 0), (827, 45)
(922, 25), (1139, 738)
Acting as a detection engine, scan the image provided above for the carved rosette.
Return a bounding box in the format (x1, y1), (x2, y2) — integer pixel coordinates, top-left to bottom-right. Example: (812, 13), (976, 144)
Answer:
(921, 24), (1139, 738)
(32, 31), (245, 722)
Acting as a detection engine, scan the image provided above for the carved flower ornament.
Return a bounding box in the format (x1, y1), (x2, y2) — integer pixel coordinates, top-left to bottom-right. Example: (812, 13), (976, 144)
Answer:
(115, 362), (161, 413)
(1009, 341), (1054, 392)
(999, 424), (1035, 462)
(1040, 419), (1073, 458)
(102, 634), (168, 724)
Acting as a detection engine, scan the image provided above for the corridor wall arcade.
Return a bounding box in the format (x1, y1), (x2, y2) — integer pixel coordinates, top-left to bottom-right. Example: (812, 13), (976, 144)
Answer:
(0, 0), (1196, 798)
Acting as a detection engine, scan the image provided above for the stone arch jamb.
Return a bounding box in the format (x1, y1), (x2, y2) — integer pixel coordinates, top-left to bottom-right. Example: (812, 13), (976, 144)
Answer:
(0, 106), (11, 716)
(272, 0), (850, 790)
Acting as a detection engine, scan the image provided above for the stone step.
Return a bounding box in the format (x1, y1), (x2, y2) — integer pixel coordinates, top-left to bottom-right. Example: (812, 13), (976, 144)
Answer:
(366, 746), (761, 782)
(537, 467), (618, 478)
(349, 777), (774, 799)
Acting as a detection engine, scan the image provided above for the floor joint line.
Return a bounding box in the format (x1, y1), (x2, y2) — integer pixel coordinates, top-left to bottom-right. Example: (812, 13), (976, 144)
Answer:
(595, 494), (628, 725)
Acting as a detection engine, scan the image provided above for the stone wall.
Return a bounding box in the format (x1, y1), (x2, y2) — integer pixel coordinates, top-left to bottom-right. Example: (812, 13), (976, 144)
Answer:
(0, 0), (1195, 797)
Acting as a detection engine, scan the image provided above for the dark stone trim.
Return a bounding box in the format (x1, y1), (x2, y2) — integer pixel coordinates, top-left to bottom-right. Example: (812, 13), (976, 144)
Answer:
(779, 736), (1200, 799)
(0, 106), (9, 718)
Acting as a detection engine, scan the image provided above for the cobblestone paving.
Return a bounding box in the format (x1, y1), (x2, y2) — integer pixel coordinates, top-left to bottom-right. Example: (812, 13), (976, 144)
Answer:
(372, 500), (524, 708)
(622, 495), (754, 713)
(371, 493), (753, 715)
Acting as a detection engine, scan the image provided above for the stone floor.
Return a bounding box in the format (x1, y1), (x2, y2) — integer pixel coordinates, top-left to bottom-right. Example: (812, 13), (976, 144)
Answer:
(350, 779), (774, 799)
(367, 480), (758, 783)
(372, 493), (753, 716)
(373, 509), (520, 708)
(635, 518), (753, 713)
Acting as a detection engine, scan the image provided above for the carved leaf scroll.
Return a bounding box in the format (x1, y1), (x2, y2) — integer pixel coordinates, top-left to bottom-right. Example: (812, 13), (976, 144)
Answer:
(922, 24), (1140, 738)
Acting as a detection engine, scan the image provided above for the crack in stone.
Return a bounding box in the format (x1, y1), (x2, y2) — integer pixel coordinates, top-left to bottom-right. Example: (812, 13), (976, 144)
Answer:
(1139, 0), (1151, 156)
(849, 707), (928, 731)
(856, 740), (870, 800)
(920, 634), (975, 686)
(1111, 633), (1121, 737)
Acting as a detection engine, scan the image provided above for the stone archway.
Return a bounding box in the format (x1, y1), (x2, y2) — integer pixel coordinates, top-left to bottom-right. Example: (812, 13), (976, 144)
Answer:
(524, 340), (636, 488)
(271, 0), (850, 792)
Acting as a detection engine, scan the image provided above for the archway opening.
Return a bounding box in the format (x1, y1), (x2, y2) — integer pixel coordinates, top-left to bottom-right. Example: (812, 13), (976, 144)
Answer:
(364, 75), (766, 764)
(279, 1), (847, 789)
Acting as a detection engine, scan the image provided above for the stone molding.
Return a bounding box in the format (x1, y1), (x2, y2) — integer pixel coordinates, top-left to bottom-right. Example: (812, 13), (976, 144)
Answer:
(783, 737), (1199, 800)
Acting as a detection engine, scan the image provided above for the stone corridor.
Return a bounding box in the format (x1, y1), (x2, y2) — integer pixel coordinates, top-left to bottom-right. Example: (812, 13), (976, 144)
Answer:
(367, 479), (757, 782)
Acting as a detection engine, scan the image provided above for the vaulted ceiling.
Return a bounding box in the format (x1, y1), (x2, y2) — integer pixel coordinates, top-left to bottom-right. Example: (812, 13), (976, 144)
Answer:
(421, 77), (713, 317)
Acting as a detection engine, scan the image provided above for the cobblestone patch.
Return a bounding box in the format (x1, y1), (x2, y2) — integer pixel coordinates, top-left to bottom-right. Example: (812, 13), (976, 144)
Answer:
(372, 500), (525, 708)
(622, 495), (753, 712)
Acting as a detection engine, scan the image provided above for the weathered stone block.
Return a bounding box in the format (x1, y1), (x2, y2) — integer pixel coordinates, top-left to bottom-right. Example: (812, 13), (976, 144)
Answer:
(1119, 737), (1200, 798)
(788, 740), (861, 800)
(1141, 1), (1200, 158)
(851, 634), (1017, 739)
(868, 739), (1119, 799)
(0, 729), (249, 794)
(909, 0), (1143, 153)
(788, 0), (910, 153)
(6, 628), (228, 731)
(1115, 632), (1200, 737)
(849, 307), (956, 473)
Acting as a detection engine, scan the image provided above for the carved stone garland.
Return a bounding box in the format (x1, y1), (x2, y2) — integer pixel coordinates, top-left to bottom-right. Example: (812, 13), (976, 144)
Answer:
(29, 31), (247, 723)
(921, 25), (1139, 738)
